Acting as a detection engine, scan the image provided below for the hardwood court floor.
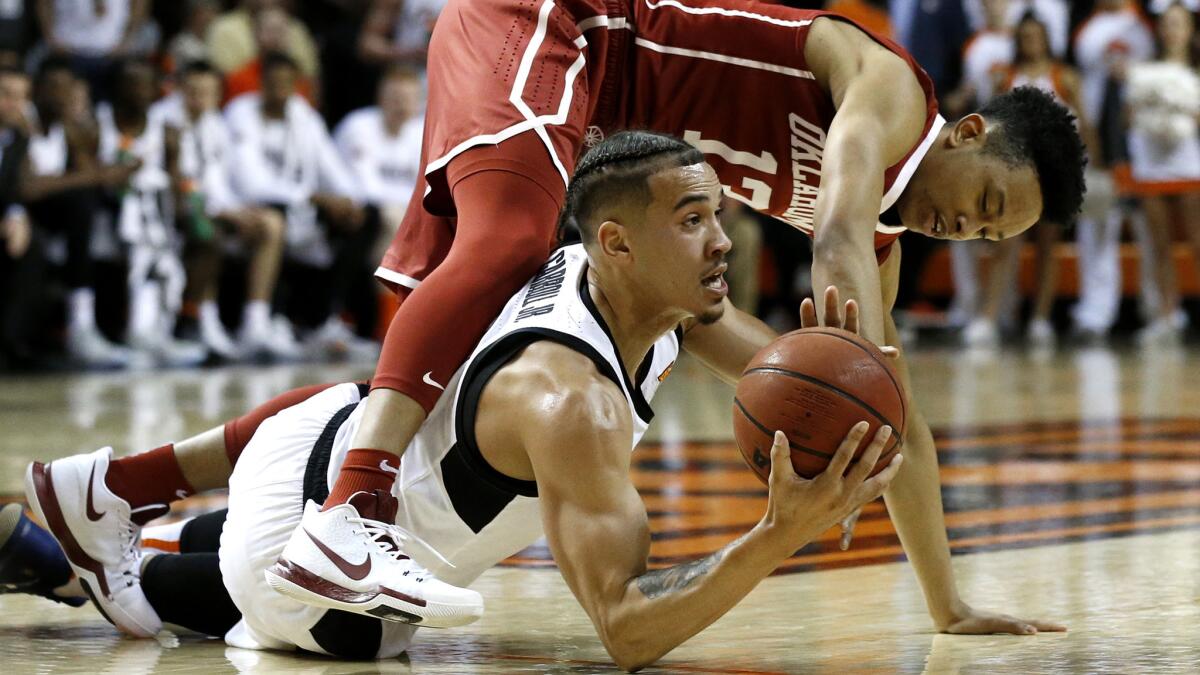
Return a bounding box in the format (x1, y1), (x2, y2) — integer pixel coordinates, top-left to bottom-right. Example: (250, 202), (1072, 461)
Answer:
(0, 345), (1198, 673)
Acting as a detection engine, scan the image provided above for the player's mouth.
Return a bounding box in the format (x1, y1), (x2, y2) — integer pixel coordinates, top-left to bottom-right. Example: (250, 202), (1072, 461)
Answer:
(701, 263), (728, 297)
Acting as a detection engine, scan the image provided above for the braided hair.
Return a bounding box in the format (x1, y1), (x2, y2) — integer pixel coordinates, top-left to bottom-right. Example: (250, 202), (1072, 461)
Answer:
(558, 130), (705, 244)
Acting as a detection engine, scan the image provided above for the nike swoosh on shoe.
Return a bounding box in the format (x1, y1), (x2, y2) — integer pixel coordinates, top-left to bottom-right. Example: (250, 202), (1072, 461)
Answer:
(304, 529), (372, 581)
(85, 465), (106, 522)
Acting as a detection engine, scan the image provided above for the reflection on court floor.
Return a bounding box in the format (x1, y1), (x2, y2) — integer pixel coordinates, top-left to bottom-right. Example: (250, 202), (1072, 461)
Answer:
(0, 347), (1198, 673)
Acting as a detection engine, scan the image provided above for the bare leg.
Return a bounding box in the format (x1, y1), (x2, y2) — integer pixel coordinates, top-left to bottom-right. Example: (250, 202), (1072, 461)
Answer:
(1031, 223), (1061, 323)
(1139, 196), (1179, 322)
(1177, 192), (1200, 299)
(981, 236), (1024, 322)
(244, 208), (285, 302)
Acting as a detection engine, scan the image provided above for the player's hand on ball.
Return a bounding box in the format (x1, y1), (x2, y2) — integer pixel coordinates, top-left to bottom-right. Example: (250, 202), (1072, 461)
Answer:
(762, 422), (902, 547)
(800, 286), (899, 358)
(940, 603), (1066, 635)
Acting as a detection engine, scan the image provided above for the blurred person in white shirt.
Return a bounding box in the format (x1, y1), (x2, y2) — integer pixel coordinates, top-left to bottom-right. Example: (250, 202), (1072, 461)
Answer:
(96, 58), (206, 367)
(1071, 0), (1156, 340)
(224, 52), (379, 359)
(153, 60), (294, 361)
(334, 65), (422, 265)
(1122, 0), (1200, 345)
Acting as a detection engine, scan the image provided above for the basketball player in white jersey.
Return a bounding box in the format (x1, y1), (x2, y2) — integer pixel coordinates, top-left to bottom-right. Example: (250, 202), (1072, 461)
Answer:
(25, 133), (939, 667)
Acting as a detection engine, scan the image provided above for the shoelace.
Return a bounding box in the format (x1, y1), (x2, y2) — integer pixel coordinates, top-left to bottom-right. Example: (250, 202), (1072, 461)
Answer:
(348, 517), (457, 580)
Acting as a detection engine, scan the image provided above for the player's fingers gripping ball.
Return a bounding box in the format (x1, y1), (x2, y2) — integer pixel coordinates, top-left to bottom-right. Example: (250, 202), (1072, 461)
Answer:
(734, 328), (907, 483)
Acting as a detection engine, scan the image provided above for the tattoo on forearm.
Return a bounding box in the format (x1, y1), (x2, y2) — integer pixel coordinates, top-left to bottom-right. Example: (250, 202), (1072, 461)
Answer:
(635, 548), (727, 600)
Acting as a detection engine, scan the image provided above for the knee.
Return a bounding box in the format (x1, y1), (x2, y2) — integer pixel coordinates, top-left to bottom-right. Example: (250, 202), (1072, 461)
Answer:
(256, 210), (286, 247)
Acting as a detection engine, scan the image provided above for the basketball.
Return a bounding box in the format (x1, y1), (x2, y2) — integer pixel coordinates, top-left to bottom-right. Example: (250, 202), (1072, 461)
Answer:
(733, 327), (906, 483)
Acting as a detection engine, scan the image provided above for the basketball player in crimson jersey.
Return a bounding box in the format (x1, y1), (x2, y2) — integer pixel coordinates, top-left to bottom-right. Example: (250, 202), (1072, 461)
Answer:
(26, 0), (1085, 640)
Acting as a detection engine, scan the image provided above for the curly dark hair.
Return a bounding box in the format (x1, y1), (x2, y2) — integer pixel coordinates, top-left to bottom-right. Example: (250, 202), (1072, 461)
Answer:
(559, 130), (705, 244)
(978, 86), (1088, 225)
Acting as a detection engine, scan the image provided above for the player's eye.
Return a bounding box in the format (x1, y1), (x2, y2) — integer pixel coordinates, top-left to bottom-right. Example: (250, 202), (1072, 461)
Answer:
(685, 214), (702, 227)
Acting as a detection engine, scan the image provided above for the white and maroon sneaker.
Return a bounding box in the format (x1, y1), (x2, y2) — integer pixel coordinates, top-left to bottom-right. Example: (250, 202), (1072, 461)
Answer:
(265, 490), (483, 628)
(23, 447), (162, 637)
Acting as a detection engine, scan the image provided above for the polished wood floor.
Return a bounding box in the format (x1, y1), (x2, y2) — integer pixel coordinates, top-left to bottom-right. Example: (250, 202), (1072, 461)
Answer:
(1, 344), (1198, 673)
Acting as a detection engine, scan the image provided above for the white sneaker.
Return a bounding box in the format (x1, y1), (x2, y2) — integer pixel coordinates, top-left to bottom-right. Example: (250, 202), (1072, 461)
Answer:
(1137, 317), (1182, 347)
(265, 490), (483, 628)
(963, 317), (1000, 348)
(23, 447), (162, 637)
(200, 316), (242, 361)
(1027, 318), (1056, 347)
(306, 318), (380, 362)
(66, 325), (132, 369)
(240, 316), (303, 361)
(128, 331), (207, 368)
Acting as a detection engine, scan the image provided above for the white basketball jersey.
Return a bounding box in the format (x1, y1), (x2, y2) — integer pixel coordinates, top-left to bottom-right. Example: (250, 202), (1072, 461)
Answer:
(325, 244), (681, 586)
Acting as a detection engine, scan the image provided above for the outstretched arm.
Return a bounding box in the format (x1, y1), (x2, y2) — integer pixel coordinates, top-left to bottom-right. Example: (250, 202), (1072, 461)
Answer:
(876, 243), (1065, 634)
(509, 346), (900, 671)
(803, 18), (929, 345)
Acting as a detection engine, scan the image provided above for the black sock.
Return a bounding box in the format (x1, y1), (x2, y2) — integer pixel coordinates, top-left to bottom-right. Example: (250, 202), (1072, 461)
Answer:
(179, 509), (228, 554)
(142, 553), (240, 637)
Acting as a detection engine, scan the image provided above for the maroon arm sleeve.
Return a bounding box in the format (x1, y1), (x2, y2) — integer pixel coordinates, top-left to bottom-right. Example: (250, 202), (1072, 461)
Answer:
(370, 137), (565, 412)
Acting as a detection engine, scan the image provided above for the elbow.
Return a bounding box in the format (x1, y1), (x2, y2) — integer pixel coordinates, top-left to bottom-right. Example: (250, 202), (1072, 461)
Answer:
(603, 636), (657, 673)
(598, 612), (667, 672)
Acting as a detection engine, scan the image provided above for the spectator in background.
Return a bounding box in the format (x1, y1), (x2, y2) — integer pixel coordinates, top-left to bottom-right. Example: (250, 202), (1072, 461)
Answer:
(1123, 0), (1200, 345)
(152, 60), (295, 361)
(358, 0), (445, 69)
(947, 0), (1014, 328)
(1072, 0), (1155, 341)
(96, 58), (205, 367)
(0, 66), (35, 368)
(225, 52), (378, 358)
(207, 0), (318, 81)
(961, 12), (1091, 348)
(950, 0), (1014, 117)
(222, 5), (316, 105)
(965, 0), (1070, 57)
(166, 0), (220, 74)
(334, 65), (422, 265)
(35, 0), (154, 101)
(23, 57), (136, 367)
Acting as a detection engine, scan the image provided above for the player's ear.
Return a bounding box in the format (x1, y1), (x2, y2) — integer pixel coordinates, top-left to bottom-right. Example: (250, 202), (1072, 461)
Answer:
(950, 113), (986, 147)
(595, 219), (631, 261)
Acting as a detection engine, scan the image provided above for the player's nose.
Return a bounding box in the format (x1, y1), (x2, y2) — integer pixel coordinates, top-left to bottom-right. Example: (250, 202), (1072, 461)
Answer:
(711, 224), (733, 257)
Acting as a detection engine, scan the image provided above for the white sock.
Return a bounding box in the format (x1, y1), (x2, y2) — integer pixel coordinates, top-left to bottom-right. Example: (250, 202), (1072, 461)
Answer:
(129, 282), (162, 342)
(68, 288), (96, 332)
(243, 300), (271, 336)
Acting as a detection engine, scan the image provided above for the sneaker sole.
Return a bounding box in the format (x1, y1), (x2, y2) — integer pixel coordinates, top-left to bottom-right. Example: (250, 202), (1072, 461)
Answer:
(24, 462), (159, 638)
(264, 559), (482, 629)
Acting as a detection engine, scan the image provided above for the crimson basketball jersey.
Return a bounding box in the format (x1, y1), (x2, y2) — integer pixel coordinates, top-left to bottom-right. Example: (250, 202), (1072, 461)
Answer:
(378, 0), (942, 290)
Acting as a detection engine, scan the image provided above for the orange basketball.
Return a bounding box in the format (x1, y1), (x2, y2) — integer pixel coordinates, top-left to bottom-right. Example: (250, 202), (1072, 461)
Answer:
(733, 327), (906, 483)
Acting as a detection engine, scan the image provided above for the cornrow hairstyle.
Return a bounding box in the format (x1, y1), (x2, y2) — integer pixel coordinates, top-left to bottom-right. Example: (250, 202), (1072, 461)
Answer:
(558, 130), (706, 244)
(978, 86), (1087, 225)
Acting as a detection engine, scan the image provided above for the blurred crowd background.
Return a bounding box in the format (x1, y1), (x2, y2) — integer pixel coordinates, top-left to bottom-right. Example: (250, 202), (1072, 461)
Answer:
(0, 0), (1195, 373)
